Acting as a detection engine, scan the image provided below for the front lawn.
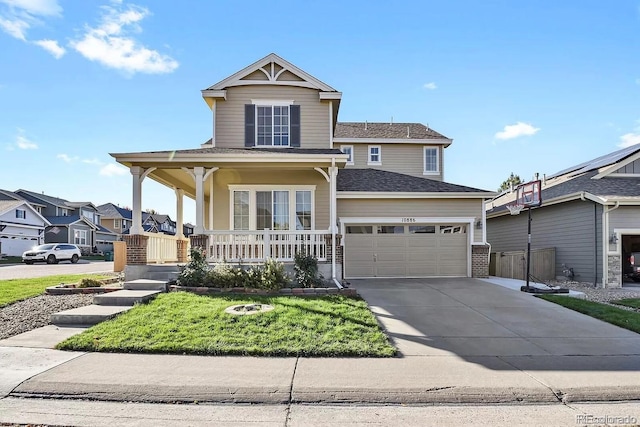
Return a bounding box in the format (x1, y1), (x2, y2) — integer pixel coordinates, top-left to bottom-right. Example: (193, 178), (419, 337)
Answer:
(538, 295), (640, 334)
(612, 298), (640, 310)
(0, 256), (22, 265)
(57, 292), (396, 357)
(0, 274), (110, 307)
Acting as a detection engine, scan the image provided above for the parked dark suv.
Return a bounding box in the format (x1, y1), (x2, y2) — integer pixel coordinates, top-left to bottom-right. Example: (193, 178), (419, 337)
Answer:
(628, 252), (640, 282)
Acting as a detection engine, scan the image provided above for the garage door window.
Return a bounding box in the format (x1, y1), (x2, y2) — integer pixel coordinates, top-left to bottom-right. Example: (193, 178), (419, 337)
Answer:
(440, 225), (466, 234)
(377, 225), (404, 234)
(346, 226), (373, 234)
(409, 225), (435, 234)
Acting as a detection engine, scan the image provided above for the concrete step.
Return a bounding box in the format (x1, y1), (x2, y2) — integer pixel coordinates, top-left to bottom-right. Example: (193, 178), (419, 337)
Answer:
(51, 305), (132, 326)
(144, 271), (180, 281)
(123, 279), (168, 291)
(93, 290), (162, 306)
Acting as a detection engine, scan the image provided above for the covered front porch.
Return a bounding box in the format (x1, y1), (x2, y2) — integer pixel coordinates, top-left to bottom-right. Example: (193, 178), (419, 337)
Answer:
(111, 147), (346, 279)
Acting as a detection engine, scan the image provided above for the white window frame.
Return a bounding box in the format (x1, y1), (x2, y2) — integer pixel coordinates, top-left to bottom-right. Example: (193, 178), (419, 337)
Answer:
(74, 229), (88, 246)
(368, 145), (382, 165)
(340, 145), (354, 165)
(423, 146), (440, 175)
(251, 99), (294, 148)
(229, 185), (316, 231)
(15, 209), (26, 219)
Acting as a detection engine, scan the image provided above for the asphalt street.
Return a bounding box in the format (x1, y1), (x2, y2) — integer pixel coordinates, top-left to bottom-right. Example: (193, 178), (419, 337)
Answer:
(0, 260), (114, 280)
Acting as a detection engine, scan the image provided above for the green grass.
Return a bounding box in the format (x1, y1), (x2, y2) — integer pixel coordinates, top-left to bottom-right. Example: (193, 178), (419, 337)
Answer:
(538, 295), (640, 334)
(57, 292), (396, 357)
(612, 298), (640, 310)
(0, 256), (22, 264)
(0, 274), (110, 307)
(81, 255), (106, 261)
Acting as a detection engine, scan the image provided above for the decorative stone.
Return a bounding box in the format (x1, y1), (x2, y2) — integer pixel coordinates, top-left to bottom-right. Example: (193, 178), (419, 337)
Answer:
(224, 303), (274, 316)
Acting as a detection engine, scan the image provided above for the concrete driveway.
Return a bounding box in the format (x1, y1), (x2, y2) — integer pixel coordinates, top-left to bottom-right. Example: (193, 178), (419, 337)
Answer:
(352, 278), (640, 365)
(0, 261), (114, 280)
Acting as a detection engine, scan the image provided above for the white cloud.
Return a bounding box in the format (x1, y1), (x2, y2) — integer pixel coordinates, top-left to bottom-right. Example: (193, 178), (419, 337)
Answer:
(423, 82), (437, 90)
(618, 133), (640, 148)
(33, 38), (64, 58)
(99, 163), (128, 176)
(82, 158), (102, 165)
(495, 122), (540, 140)
(0, 0), (61, 40)
(70, 3), (179, 75)
(57, 153), (77, 162)
(7, 129), (38, 150)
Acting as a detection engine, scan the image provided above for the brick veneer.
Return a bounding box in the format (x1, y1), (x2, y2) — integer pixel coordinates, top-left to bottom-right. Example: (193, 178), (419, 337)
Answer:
(324, 234), (343, 264)
(471, 244), (490, 278)
(189, 234), (208, 252)
(123, 234), (149, 265)
(177, 239), (189, 263)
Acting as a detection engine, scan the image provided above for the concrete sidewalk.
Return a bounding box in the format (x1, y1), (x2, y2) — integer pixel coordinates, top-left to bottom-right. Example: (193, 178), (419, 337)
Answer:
(1, 277), (640, 405)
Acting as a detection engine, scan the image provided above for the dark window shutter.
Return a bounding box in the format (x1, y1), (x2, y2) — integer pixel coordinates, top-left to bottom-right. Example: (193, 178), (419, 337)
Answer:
(245, 104), (255, 147)
(290, 105), (300, 147)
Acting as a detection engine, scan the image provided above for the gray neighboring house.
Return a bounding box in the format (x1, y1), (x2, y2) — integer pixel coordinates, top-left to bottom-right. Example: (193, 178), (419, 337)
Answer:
(0, 190), (51, 256)
(486, 144), (640, 288)
(15, 189), (116, 254)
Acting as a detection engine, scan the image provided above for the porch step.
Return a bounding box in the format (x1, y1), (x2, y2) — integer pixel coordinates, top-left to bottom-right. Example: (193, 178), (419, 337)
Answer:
(123, 279), (168, 292)
(145, 270), (180, 281)
(51, 305), (132, 326)
(93, 290), (162, 306)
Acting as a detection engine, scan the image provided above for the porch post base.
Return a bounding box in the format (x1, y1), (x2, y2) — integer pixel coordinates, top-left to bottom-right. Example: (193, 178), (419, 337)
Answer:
(606, 254), (622, 288)
(123, 234), (149, 265)
(324, 234), (342, 264)
(177, 239), (189, 263)
(472, 244), (490, 278)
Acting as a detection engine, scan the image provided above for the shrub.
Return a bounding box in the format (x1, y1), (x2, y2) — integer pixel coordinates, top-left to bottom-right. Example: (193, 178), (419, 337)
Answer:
(77, 278), (103, 288)
(257, 258), (290, 290)
(211, 261), (246, 288)
(176, 247), (210, 287)
(294, 250), (322, 288)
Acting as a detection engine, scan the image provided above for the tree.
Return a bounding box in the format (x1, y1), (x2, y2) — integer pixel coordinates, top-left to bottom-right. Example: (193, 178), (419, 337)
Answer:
(145, 208), (159, 214)
(498, 173), (522, 192)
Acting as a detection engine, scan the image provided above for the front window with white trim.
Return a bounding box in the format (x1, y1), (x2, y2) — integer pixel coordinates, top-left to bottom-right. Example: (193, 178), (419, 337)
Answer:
(257, 105), (289, 146)
(423, 146), (439, 174)
(231, 186), (315, 231)
(74, 229), (88, 245)
(368, 145), (381, 165)
(15, 209), (26, 219)
(340, 145), (354, 165)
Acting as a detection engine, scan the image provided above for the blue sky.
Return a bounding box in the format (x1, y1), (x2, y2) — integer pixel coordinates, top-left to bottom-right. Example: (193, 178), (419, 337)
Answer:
(1, 0), (639, 224)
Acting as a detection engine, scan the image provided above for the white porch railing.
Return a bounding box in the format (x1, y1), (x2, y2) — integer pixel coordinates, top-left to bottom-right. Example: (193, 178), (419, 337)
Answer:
(204, 230), (328, 262)
(144, 232), (183, 263)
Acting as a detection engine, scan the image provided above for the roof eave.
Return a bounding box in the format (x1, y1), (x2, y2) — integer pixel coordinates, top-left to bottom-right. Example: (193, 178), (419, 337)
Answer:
(337, 191), (496, 199)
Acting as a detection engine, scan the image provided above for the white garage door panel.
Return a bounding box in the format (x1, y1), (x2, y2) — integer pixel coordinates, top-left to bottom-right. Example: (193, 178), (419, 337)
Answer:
(0, 238), (38, 256)
(344, 223), (468, 278)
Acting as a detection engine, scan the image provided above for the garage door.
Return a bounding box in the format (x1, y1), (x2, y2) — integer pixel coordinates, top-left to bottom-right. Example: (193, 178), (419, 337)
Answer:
(344, 224), (468, 278)
(0, 236), (39, 256)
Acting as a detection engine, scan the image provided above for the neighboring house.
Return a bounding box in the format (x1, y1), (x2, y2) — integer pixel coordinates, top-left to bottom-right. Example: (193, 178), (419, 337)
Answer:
(111, 53), (494, 280)
(486, 144), (640, 288)
(15, 189), (103, 252)
(0, 198), (50, 256)
(97, 203), (134, 236)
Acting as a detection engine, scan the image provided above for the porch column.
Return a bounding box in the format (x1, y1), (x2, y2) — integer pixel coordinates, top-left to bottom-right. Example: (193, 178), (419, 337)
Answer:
(194, 167), (205, 234)
(208, 176), (214, 231)
(329, 163), (338, 280)
(175, 188), (184, 239)
(130, 166), (143, 235)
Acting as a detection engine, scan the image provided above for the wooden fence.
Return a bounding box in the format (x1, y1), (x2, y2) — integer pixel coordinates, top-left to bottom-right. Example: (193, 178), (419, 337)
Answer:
(490, 247), (556, 281)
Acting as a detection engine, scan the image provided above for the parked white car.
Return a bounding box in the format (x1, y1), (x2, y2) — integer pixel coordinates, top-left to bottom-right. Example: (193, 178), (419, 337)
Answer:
(22, 244), (82, 265)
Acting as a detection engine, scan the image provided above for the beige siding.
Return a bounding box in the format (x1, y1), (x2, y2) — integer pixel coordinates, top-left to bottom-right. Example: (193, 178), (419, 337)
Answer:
(338, 198), (483, 243)
(346, 143), (443, 180)
(215, 85), (330, 149)
(212, 169), (329, 230)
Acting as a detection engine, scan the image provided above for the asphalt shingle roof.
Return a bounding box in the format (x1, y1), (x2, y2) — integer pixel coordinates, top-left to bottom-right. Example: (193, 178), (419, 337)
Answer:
(45, 215), (82, 225)
(334, 122), (449, 140)
(17, 189), (71, 208)
(337, 169), (490, 193)
(0, 200), (24, 215)
(97, 203), (133, 219)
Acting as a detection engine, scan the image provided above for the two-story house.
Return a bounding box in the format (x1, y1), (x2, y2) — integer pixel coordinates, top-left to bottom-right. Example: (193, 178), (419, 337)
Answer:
(97, 203), (134, 237)
(111, 53), (494, 282)
(15, 189), (117, 254)
(0, 190), (50, 256)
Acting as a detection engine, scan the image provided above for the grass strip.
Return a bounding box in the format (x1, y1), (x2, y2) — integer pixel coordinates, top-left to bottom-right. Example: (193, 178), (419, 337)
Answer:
(611, 298), (640, 310)
(538, 295), (640, 334)
(58, 292), (396, 357)
(0, 274), (110, 307)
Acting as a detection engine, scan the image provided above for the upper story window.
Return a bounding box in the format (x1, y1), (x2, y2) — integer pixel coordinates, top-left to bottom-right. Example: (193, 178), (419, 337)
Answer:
(368, 145), (381, 165)
(340, 145), (354, 165)
(16, 209), (26, 219)
(245, 102), (300, 148)
(114, 219), (121, 229)
(58, 208), (69, 216)
(423, 146), (440, 175)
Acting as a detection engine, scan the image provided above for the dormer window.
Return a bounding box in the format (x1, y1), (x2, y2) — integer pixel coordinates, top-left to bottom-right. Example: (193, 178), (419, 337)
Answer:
(245, 101), (300, 148)
(16, 209), (26, 219)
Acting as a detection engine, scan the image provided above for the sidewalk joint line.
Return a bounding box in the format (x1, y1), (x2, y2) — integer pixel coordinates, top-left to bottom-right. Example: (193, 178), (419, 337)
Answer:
(496, 355), (565, 404)
(284, 356), (299, 426)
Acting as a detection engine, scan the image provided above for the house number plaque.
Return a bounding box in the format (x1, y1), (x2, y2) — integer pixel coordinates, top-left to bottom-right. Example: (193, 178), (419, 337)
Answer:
(401, 218), (416, 223)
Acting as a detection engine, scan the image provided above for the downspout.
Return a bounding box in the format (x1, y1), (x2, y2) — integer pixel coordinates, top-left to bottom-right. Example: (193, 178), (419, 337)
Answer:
(602, 200), (621, 288)
(580, 192), (598, 287)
